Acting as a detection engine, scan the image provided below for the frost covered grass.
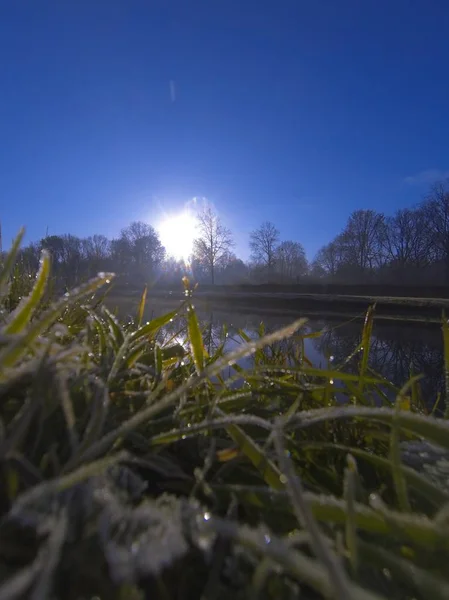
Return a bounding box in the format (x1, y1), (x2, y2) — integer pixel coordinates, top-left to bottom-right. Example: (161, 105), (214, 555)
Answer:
(1, 230), (449, 599)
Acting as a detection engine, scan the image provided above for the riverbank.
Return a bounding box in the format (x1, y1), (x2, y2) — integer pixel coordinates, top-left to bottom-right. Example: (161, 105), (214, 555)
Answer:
(111, 284), (449, 323)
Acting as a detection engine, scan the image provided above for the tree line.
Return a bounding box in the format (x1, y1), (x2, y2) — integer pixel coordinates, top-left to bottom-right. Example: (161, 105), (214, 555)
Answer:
(312, 180), (449, 284)
(7, 180), (449, 287)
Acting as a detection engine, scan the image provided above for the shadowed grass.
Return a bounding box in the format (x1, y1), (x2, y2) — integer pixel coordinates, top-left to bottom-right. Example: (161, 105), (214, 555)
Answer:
(1, 234), (449, 599)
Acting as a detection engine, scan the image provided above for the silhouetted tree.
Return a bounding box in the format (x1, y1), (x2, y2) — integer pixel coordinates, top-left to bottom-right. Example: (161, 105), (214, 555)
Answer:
(81, 234), (112, 277)
(275, 240), (308, 280)
(381, 207), (430, 282)
(193, 207), (234, 284)
(11, 179), (449, 289)
(41, 235), (66, 265)
(17, 242), (41, 274)
(220, 255), (249, 284)
(249, 222), (279, 271)
(112, 221), (165, 281)
(40, 234), (85, 285)
(338, 210), (385, 278)
(312, 239), (343, 278)
(420, 180), (449, 281)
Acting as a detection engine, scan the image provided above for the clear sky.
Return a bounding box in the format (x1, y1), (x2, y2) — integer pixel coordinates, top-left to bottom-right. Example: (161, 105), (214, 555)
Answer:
(1, 0), (449, 259)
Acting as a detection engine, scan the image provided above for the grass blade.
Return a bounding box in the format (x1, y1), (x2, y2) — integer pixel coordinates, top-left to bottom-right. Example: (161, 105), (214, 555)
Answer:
(136, 285), (147, 327)
(223, 421), (283, 490)
(0, 228), (25, 299)
(0, 272), (114, 370)
(73, 318), (308, 465)
(294, 442), (449, 507)
(359, 304), (375, 392)
(343, 455), (358, 574)
(207, 517), (382, 600)
(187, 305), (204, 374)
(5, 251), (50, 334)
(131, 308), (179, 342)
(289, 405), (449, 451)
(389, 377), (420, 512)
(273, 425), (353, 600)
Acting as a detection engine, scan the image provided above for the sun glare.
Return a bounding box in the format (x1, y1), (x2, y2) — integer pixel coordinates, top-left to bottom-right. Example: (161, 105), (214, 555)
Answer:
(157, 211), (197, 262)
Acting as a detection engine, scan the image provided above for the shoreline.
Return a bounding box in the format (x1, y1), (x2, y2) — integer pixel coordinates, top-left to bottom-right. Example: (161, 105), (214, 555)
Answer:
(108, 286), (449, 324)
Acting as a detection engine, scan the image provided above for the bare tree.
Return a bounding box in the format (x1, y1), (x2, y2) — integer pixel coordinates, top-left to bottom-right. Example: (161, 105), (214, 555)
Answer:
(112, 221), (165, 280)
(220, 255), (249, 284)
(83, 234), (111, 261)
(382, 207), (430, 280)
(193, 207), (234, 284)
(249, 222), (279, 271)
(81, 234), (111, 277)
(110, 237), (132, 272)
(420, 180), (449, 281)
(312, 239), (343, 278)
(41, 235), (66, 265)
(339, 209), (385, 277)
(17, 242), (41, 272)
(40, 234), (85, 285)
(275, 240), (308, 280)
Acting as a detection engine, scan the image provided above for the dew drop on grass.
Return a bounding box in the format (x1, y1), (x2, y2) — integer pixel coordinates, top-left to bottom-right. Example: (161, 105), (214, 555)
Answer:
(264, 534), (271, 544)
(369, 493), (385, 511)
(203, 512), (211, 521)
(279, 474), (288, 484)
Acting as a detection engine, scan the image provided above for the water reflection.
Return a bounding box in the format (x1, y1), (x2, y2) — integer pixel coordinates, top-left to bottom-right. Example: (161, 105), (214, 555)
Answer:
(311, 319), (444, 407)
(155, 305), (444, 409)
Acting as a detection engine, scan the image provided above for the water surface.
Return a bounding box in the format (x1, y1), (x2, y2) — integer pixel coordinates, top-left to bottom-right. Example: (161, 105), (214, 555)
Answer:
(135, 298), (444, 408)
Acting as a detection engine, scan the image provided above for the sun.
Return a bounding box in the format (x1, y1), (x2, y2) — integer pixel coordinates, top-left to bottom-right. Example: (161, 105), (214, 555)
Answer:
(157, 210), (197, 262)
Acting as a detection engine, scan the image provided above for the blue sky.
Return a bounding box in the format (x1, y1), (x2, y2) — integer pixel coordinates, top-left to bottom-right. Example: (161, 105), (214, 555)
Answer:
(1, 0), (449, 259)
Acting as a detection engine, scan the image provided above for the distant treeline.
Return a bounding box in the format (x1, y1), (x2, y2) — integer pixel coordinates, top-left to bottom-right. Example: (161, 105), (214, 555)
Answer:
(6, 179), (449, 287)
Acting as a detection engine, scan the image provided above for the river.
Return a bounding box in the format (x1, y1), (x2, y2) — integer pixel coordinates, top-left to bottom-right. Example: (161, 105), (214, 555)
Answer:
(129, 298), (445, 411)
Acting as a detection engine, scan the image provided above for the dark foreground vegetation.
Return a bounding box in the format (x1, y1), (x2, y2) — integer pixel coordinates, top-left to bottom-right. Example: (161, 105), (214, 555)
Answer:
(3, 231), (449, 599)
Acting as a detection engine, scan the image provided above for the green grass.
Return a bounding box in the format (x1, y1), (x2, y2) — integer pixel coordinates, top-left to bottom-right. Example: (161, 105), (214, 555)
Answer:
(1, 233), (449, 599)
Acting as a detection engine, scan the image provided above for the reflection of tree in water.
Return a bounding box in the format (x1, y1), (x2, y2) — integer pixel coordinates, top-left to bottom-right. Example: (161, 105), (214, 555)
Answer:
(157, 312), (239, 356)
(314, 322), (444, 409)
(157, 309), (444, 410)
(200, 313), (229, 355)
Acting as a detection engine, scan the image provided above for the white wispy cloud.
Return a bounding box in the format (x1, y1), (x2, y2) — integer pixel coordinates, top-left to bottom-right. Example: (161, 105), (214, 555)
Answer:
(404, 168), (449, 185)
